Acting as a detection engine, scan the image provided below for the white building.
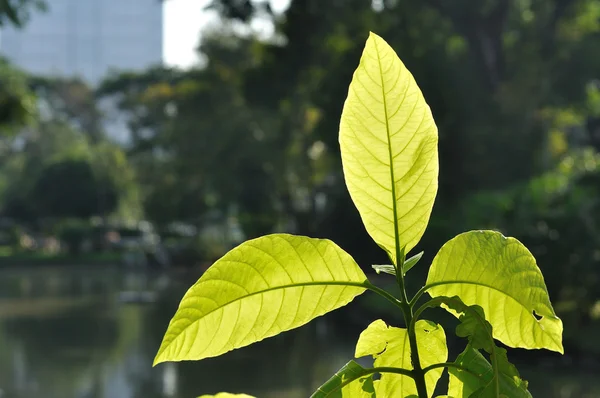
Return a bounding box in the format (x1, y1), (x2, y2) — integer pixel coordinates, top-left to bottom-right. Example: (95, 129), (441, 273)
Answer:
(0, 0), (163, 85)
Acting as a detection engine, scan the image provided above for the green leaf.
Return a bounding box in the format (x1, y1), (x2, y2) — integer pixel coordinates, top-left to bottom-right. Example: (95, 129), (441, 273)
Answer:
(198, 394), (256, 398)
(425, 230), (563, 353)
(154, 234), (368, 364)
(355, 319), (447, 397)
(403, 250), (424, 274)
(372, 251), (423, 276)
(372, 263), (396, 276)
(431, 296), (531, 397)
(311, 360), (375, 398)
(339, 32), (439, 263)
(448, 346), (531, 398)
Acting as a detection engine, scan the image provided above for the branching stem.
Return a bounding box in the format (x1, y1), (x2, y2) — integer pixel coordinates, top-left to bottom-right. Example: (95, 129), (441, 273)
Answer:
(422, 362), (485, 382)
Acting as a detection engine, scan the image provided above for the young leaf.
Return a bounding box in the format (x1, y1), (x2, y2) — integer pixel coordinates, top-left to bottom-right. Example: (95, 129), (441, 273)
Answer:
(371, 263), (396, 276)
(431, 297), (531, 397)
(355, 319), (447, 397)
(372, 251), (423, 276)
(339, 32), (438, 263)
(425, 230), (563, 353)
(198, 394), (256, 398)
(448, 346), (531, 398)
(311, 360), (375, 398)
(402, 250), (424, 274)
(154, 234), (368, 364)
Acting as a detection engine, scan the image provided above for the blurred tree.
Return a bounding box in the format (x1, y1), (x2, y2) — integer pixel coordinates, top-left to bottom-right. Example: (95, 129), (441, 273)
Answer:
(30, 77), (105, 142)
(31, 158), (118, 219)
(98, 32), (285, 237)
(0, 0), (45, 27)
(0, 58), (35, 135)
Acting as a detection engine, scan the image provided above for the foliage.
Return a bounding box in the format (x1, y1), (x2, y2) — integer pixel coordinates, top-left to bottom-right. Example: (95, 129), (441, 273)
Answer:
(0, 76), (141, 224)
(154, 33), (563, 397)
(0, 58), (36, 134)
(0, 0), (46, 27)
(31, 158), (118, 219)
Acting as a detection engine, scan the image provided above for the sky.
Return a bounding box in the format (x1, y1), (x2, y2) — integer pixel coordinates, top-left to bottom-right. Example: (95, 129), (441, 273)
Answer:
(163, 0), (290, 68)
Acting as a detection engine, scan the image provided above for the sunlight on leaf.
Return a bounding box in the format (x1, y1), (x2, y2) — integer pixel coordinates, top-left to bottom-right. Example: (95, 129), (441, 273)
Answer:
(355, 319), (447, 397)
(154, 234), (368, 364)
(198, 394), (256, 398)
(198, 392), (254, 398)
(311, 360), (375, 398)
(340, 32), (439, 263)
(426, 230), (563, 353)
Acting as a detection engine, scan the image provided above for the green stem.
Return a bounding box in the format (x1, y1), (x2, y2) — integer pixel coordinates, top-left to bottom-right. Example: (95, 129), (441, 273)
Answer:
(364, 281), (403, 310)
(412, 296), (501, 395)
(404, 302), (428, 398)
(375, 37), (428, 398)
(411, 296), (447, 329)
(409, 284), (429, 307)
(422, 362), (485, 382)
(395, 249), (428, 398)
(368, 366), (414, 378)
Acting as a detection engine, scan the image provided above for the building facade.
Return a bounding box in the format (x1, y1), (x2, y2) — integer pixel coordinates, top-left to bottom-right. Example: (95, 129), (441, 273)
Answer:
(0, 0), (163, 85)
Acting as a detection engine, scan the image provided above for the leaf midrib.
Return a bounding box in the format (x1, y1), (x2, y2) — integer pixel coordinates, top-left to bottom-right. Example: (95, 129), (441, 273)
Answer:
(374, 35), (401, 265)
(157, 279), (368, 358)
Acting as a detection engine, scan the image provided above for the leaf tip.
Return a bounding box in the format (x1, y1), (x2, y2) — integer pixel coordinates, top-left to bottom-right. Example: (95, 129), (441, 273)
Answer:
(153, 345), (169, 366)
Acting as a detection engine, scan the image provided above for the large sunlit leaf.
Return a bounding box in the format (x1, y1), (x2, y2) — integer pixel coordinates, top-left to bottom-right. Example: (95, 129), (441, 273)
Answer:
(311, 360), (375, 398)
(339, 32), (439, 262)
(448, 346), (531, 398)
(154, 234), (368, 364)
(426, 230), (563, 353)
(198, 394), (256, 398)
(355, 319), (447, 397)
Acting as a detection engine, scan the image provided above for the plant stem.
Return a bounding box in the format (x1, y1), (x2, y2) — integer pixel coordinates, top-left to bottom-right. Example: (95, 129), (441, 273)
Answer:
(394, 248), (428, 398)
(422, 362), (485, 382)
(364, 281), (403, 310)
(404, 301), (429, 398)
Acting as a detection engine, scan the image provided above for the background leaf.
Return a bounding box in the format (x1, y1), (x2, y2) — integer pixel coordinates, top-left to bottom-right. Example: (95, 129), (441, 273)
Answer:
(355, 319), (447, 397)
(339, 32), (439, 262)
(426, 230), (563, 353)
(155, 234), (367, 364)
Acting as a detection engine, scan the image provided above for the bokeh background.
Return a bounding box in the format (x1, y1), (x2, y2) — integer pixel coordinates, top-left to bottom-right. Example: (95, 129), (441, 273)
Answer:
(0, 0), (599, 397)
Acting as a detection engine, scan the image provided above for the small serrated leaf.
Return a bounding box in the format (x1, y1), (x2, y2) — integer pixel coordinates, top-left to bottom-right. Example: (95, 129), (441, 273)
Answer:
(449, 346), (531, 398)
(430, 296), (531, 398)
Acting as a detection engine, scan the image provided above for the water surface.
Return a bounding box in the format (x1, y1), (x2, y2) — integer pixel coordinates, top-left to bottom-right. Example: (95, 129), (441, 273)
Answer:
(0, 267), (596, 398)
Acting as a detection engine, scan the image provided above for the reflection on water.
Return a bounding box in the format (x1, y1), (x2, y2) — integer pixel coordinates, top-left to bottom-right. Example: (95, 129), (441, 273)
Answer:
(0, 267), (598, 398)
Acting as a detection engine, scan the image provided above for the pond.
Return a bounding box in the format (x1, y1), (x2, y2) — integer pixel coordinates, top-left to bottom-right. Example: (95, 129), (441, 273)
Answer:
(0, 266), (597, 398)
